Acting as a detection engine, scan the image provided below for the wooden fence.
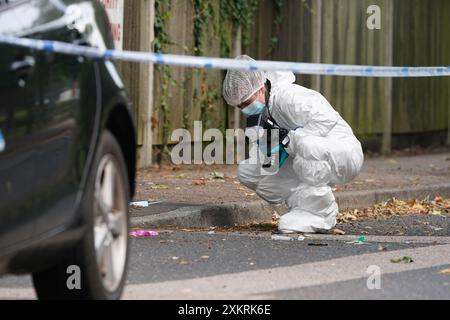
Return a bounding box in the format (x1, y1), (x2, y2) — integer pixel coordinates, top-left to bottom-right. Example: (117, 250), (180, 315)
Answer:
(123, 0), (450, 162)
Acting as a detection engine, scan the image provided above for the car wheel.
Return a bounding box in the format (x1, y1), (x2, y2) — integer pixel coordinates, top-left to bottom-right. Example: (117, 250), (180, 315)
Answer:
(32, 130), (130, 300)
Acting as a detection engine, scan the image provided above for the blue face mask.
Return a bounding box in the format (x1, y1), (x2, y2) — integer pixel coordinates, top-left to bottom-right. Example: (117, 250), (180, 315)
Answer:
(241, 100), (266, 117)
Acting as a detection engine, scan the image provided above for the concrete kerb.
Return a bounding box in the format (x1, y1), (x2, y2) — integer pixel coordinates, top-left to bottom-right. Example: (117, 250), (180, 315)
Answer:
(336, 182), (450, 210)
(130, 201), (280, 229)
(130, 183), (450, 229)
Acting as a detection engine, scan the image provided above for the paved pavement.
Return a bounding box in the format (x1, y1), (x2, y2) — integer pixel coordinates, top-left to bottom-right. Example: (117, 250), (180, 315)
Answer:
(134, 151), (450, 205)
(130, 152), (450, 229)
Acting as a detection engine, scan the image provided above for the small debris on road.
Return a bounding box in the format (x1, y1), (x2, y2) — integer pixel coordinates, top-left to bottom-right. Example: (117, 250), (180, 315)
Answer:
(129, 230), (159, 237)
(390, 256), (414, 264)
(271, 234), (293, 241)
(130, 200), (164, 208)
(346, 236), (367, 245)
(130, 201), (149, 207)
(308, 243), (328, 247)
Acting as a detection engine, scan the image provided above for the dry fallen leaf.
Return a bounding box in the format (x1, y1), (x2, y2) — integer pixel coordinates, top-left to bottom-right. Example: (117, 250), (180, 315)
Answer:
(337, 212), (357, 223)
(439, 268), (450, 275)
(333, 228), (346, 235)
(176, 259), (190, 265)
(434, 196), (443, 203)
(150, 116), (159, 130)
(209, 171), (225, 180)
(388, 159), (398, 165)
(150, 184), (169, 190)
(272, 211), (281, 222)
(410, 203), (426, 214)
(192, 179), (206, 186)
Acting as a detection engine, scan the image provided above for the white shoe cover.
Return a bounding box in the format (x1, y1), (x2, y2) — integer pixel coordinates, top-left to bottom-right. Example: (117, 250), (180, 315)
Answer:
(278, 202), (338, 234)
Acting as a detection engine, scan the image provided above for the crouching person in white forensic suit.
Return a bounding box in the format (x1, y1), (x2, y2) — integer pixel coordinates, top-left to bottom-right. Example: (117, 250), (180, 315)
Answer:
(222, 55), (364, 234)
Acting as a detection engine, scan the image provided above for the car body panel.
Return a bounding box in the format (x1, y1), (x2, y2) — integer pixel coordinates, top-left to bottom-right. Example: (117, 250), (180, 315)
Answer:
(0, 41), (39, 250)
(0, 0), (136, 274)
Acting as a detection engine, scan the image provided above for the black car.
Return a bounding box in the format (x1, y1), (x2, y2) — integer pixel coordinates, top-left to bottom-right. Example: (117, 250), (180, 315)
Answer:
(0, 0), (136, 299)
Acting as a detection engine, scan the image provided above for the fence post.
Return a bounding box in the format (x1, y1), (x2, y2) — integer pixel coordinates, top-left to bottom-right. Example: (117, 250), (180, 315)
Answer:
(447, 78), (450, 146)
(313, 0), (322, 92)
(232, 25), (242, 130)
(382, 0), (393, 155)
(122, 0), (155, 168)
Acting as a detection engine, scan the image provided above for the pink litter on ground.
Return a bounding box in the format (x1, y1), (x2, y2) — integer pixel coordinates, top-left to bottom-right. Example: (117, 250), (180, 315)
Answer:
(128, 230), (159, 237)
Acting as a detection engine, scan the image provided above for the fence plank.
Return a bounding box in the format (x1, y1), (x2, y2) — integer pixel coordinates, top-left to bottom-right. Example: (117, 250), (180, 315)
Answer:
(122, 0), (155, 167)
(382, 0), (393, 154)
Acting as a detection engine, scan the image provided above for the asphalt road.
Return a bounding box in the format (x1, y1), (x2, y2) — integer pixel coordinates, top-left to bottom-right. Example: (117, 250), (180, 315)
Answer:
(1, 228), (450, 300)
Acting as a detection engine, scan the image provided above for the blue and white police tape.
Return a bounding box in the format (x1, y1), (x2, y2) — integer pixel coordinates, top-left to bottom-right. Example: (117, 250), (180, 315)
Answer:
(1, 35), (449, 78)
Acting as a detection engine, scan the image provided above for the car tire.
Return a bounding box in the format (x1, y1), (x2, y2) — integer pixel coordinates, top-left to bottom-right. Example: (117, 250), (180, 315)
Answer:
(32, 130), (130, 300)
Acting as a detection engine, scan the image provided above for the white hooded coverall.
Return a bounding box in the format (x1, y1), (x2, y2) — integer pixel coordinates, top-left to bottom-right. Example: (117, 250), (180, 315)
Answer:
(238, 71), (364, 233)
